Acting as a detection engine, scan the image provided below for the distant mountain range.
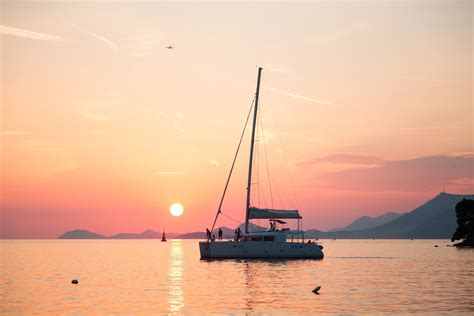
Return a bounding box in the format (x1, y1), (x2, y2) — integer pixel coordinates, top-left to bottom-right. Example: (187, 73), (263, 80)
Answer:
(328, 212), (402, 232)
(58, 193), (472, 240)
(306, 193), (473, 239)
(59, 229), (179, 239)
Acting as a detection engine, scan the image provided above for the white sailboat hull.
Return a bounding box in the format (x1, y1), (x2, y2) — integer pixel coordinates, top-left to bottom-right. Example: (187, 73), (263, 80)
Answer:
(199, 240), (324, 259)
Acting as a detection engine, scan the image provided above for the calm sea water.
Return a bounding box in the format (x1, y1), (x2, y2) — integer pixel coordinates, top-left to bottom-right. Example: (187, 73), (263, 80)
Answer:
(1, 239), (473, 314)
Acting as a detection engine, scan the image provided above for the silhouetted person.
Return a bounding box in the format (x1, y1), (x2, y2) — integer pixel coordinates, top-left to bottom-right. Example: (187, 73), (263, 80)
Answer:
(211, 234), (216, 242)
(206, 228), (211, 241)
(218, 228), (223, 241)
(270, 221), (275, 231)
(237, 227), (241, 240)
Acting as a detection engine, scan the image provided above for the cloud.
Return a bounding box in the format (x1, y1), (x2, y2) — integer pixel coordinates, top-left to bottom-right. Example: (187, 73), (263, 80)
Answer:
(309, 126), (463, 135)
(0, 25), (63, 41)
(71, 24), (118, 51)
(264, 86), (334, 105)
(209, 160), (221, 167)
(0, 131), (28, 136)
(156, 108), (189, 135)
(9, 138), (80, 176)
(298, 154), (385, 172)
(82, 114), (112, 121)
(309, 155), (474, 193)
(299, 154), (384, 167)
(157, 171), (187, 176)
(120, 32), (160, 57)
(306, 23), (370, 44)
(385, 75), (446, 83)
(266, 64), (289, 74)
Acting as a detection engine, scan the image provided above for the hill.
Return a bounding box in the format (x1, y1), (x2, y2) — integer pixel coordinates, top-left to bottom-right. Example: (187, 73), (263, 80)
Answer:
(59, 229), (179, 239)
(59, 230), (106, 239)
(110, 229), (164, 239)
(329, 212), (402, 232)
(307, 193), (473, 239)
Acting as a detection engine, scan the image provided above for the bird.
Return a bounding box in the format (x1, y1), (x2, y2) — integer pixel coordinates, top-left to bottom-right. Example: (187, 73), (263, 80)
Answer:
(312, 286), (321, 294)
(166, 45), (174, 49)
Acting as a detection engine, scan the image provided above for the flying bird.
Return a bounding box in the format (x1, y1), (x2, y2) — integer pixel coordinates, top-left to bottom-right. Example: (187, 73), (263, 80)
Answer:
(312, 286), (321, 294)
(166, 45), (174, 49)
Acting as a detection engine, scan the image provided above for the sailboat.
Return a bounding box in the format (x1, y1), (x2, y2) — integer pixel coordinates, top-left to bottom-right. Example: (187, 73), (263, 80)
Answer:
(199, 67), (324, 259)
(161, 230), (167, 242)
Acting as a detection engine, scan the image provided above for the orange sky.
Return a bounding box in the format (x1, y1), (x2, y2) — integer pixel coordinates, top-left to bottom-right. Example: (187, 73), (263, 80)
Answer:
(1, 1), (473, 238)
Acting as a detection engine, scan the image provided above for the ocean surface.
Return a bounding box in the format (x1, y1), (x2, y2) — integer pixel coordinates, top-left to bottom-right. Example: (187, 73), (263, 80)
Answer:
(1, 239), (473, 314)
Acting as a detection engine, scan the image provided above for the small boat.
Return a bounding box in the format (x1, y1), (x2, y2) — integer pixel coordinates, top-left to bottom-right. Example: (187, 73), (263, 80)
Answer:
(161, 230), (167, 242)
(199, 68), (324, 259)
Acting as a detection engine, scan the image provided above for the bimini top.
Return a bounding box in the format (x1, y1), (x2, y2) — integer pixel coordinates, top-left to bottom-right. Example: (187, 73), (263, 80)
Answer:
(248, 207), (302, 219)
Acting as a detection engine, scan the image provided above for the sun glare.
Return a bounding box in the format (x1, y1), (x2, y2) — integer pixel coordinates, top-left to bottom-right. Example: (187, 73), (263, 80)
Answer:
(170, 203), (184, 217)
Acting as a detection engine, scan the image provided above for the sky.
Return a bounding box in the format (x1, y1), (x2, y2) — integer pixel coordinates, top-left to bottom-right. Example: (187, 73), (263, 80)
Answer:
(1, 0), (473, 238)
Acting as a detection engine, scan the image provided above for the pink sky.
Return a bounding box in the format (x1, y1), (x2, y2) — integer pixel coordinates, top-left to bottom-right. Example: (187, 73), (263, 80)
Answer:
(1, 1), (472, 238)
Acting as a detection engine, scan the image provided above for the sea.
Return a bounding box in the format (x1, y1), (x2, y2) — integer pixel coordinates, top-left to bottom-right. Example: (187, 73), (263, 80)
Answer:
(1, 239), (473, 314)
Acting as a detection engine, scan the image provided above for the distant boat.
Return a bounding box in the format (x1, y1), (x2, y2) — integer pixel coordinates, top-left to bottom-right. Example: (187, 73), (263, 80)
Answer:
(199, 68), (324, 259)
(161, 230), (167, 242)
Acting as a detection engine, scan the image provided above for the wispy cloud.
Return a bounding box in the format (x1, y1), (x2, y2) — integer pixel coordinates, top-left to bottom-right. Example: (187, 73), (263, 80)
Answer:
(309, 126), (464, 135)
(0, 130), (28, 136)
(264, 86), (334, 105)
(157, 171), (187, 176)
(82, 113), (112, 121)
(306, 24), (370, 44)
(385, 75), (446, 83)
(121, 32), (159, 57)
(299, 154), (384, 167)
(308, 155), (474, 193)
(71, 24), (118, 51)
(13, 138), (80, 175)
(209, 160), (221, 167)
(298, 154), (385, 172)
(0, 25), (63, 41)
(156, 109), (189, 135)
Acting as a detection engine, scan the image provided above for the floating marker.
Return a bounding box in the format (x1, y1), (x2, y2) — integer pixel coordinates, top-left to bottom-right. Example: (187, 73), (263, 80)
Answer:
(434, 245), (439, 247)
(71, 279), (79, 284)
(312, 286), (321, 294)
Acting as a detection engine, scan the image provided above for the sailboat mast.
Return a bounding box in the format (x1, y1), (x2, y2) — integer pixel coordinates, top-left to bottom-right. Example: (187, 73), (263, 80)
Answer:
(245, 67), (263, 234)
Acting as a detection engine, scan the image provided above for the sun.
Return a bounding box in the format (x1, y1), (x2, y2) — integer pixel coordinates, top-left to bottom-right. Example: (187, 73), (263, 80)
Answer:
(170, 203), (184, 217)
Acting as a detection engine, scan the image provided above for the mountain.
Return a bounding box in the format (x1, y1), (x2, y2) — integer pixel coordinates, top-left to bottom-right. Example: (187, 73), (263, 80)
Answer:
(307, 193), (473, 239)
(59, 193), (471, 240)
(59, 230), (106, 239)
(110, 229), (162, 239)
(59, 229), (179, 239)
(329, 212), (402, 232)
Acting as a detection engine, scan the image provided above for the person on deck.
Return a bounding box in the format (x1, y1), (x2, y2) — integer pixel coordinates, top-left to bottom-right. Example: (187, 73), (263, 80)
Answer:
(206, 228), (211, 241)
(270, 221), (276, 231)
(237, 227), (241, 240)
(218, 228), (223, 241)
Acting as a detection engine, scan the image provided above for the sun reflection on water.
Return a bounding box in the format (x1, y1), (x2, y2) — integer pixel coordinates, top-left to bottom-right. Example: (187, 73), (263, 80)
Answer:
(167, 240), (184, 314)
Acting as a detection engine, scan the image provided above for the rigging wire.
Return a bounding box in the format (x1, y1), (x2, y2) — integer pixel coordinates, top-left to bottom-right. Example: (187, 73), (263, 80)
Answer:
(210, 96), (255, 232)
(270, 175), (285, 210)
(220, 212), (242, 224)
(258, 105), (274, 209)
(272, 107), (300, 210)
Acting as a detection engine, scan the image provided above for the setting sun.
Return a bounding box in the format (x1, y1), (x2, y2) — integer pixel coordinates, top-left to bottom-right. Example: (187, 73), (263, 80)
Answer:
(170, 203), (184, 217)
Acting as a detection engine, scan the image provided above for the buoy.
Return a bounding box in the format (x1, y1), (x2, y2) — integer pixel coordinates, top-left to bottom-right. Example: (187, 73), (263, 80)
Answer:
(312, 286), (321, 294)
(434, 245), (438, 247)
(71, 279), (79, 284)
